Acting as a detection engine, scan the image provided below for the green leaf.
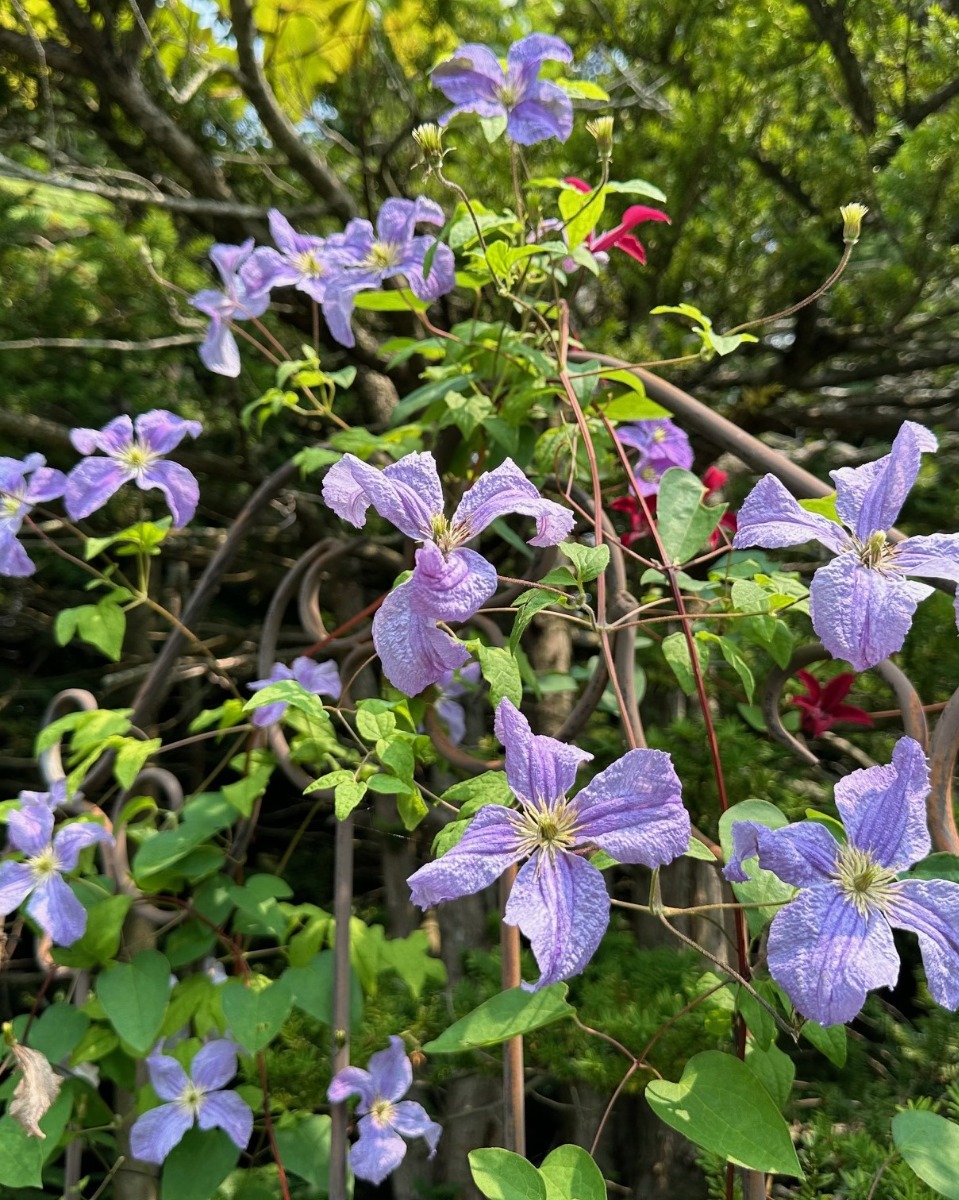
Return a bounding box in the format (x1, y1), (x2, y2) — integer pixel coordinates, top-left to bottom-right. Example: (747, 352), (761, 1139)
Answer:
(351, 288), (429, 311)
(601, 393), (671, 420)
(745, 1040), (795, 1111)
(286, 950), (362, 1027)
(243, 679), (331, 725)
(397, 787), (429, 830)
(657, 469), (726, 565)
(52, 894), (132, 968)
(97, 949), (170, 1054)
(554, 78), (610, 100)
(558, 541), (609, 583)
(800, 1019), (847, 1067)
(480, 115), (508, 142)
(736, 983), (777, 1050)
(685, 836), (717, 861)
(274, 1114), (332, 1190)
(377, 928), (447, 998)
(161, 1128), (240, 1200)
(539, 1143), (607, 1200)
(469, 1148), (547, 1200)
(114, 737), (162, 790)
(424, 984), (574, 1053)
(892, 1110), (959, 1199)
(604, 178), (668, 202)
(717, 636), (756, 703)
(511, 587), (567, 652)
(441, 772), (512, 810)
(55, 600), (126, 661)
(475, 643), (522, 708)
(221, 975), (293, 1053)
(718, 800), (796, 934)
(646, 1050), (802, 1176)
(559, 185), (606, 252)
(355, 703), (397, 742)
(661, 631), (710, 696)
(798, 493), (841, 523)
(906, 853), (959, 884)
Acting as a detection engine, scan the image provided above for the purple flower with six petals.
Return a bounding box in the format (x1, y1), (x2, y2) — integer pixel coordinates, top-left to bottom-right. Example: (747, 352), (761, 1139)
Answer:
(733, 421), (959, 671)
(432, 35), (574, 145)
(327, 1036), (441, 1185)
(247, 656), (342, 726)
(408, 699), (690, 989)
(129, 1040), (253, 1164)
(725, 737), (959, 1026)
(0, 454), (67, 577)
(64, 410), (202, 528)
(322, 452), (574, 695)
(615, 419), (694, 497)
(190, 240), (271, 377)
(0, 806), (112, 946)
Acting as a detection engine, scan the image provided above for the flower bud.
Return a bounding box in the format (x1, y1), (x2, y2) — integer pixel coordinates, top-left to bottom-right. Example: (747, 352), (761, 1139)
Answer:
(586, 116), (615, 162)
(840, 202), (868, 245)
(412, 123), (447, 172)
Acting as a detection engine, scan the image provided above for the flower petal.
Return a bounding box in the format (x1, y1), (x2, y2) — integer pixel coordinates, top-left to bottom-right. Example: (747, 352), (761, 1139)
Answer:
(404, 238), (456, 302)
(23, 467), (67, 505)
(63, 458), (132, 521)
(196, 1090), (254, 1151)
(135, 411), (202, 456)
(452, 459), (574, 546)
(198, 316), (241, 377)
(27, 874), (87, 945)
(322, 451), (442, 540)
(209, 239), (255, 282)
(350, 1117), (407, 1185)
(0, 862), (35, 917)
(70, 415), (133, 457)
(767, 886), (899, 1025)
(833, 737), (930, 870)
(723, 819), (839, 887)
(390, 1100), (441, 1155)
(0, 532), (35, 577)
(494, 698), (592, 807)
(505, 850), (610, 989)
(408, 804), (524, 908)
(431, 44), (504, 104)
(507, 82), (574, 144)
(733, 474), (849, 554)
(53, 820), (113, 871)
(367, 1036), (411, 1103)
(139, 460), (200, 528)
(436, 696), (466, 745)
(407, 545), (498, 623)
(290, 657), (342, 701)
(572, 748), (689, 866)
(590, 207), (669, 255)
(130, 1102), (194, 1164)
(831, 421), (938, 540)
(372, 581), (469, 696)
(809, 553), (932, 671)
(146, 1052), (190, 1102)
(191, 1040), (238, 1092)
(327, 1065), (375, 1109)
(886, 878), (959, 1010)
(894, 533), (959, 630)
(8, 804), (54, 856)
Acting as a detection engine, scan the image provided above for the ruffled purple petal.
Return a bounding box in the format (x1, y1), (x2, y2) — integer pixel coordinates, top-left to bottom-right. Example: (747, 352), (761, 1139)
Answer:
(408, 804), (524, 908)
(134, 411), (202, 456)
(53, 820), (113, 871)
(831, 421), (938, 540)
(27, 873), (87, 945)
(243, 247), (301, 293)
(886, 878), (959, 1010)
(19, 780), (66, 812)
(322, 452), (441, 540)
(437, 98), (507, 127)
(723, 819), (839, 887)
(895, 533), (959, 630)
(196, 1090), (253, 1151)
(7, 803), (54, 856)
(138, 460), (200, 527)
(0, 862), (36, 917)
(506, 33), (573, 71)
(23, 467), (67, 505)
(390, 1100), (441, 1155)
(0, 532), (35, 577)
(328, 1065), (376, 1109)
(407, 544), (498, 623)
(507, 80), (574, 144)
(70, 415), (133, 457)
(769, 885), (899, 1025)
(404, 238), (456, 302)
(130, 1102), (194, 1164)
(833, 737), (930, 870)
(191, 1040), (238, 1092)
(372, 581), (469, 696)
(436, 696), (466, 745)
(351, 1117), (407, 1185)
(572, 748), (689, 866)
(810, 553), (932, 672)
(376, 199), (421, 249)
(733, 474), (850, 554)
(63, 457), (132, 521)
(367, 1036), (412, 1103)
(290, 657), (342, 701)
(452, 459), (575, 546)
(267, 209), (301, 257)
(505, 850), (610, 989)
(494, 698), (591, 808)
(146, 1052), (190, 1102)
(210, 239), (255, 283)
(431, 44), (505, 104)
(248, 663), (294, 727)
(199, 317), (242, 377)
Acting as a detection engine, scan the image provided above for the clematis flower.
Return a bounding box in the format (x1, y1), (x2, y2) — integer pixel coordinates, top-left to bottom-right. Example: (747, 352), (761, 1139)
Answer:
(16, 780), (69, 812)
(64, 411), (202, 528)
(563, 178), (669, 266)
(247, 656), (342, 726)
(434, 662), (482, 746)
(329, 198), (456, 348)
(725, 737), (959, 1025)
(733, 421), (959, 671)
(189, 240), (272, 377)
(408, 699), (689, 989)
(327, 1036), (441, 1185)
(0, 454), (67, 577)
(130, 1040), (253, 1164)
(615, 419), (694, 497)
(790, 670), (874, 738)
(0, 806), (112, 946)
(322, 452), (574, 696)
(432, 35), (574, 145)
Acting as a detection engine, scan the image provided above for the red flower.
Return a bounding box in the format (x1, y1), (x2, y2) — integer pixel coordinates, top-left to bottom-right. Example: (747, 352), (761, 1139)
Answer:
(703, 466), (738, 548)
(790, 670), (874, 738)
(611, 493), (655, 546)
(564, 177), (669, 265)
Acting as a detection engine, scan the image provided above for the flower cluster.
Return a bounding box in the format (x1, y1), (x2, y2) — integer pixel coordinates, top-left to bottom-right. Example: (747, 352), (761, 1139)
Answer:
(734, 421), (959, 671)
(725, 738), (959, 1026)
(615, 418), (693, 496)
(328, 1036), (441, 1185)
(408, 698), (690, 989)
(322, 451), (574, 695)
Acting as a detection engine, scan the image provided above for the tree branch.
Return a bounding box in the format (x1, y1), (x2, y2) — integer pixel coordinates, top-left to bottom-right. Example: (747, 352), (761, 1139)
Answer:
(799, 0), (876, 134)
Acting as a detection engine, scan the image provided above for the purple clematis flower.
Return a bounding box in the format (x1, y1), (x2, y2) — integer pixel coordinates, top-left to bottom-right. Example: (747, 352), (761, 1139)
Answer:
(615, 419), (694, 497)
(130, 1040), (253, 1164)
(322, 452), (574, 696)
(64, 410), (202, 528)
(408, 699), (690, 989)
(327, 1036), (441, 1185)
(0, 454), (67, 577)
(189, 240), (272, 377)
(16, 780), (69, 812)
(432, 35), (574, 145)
(733, 421), (959, 671)
(329, 198), (456, 348)
(725, 737), (959, 1026)
(434, 662), (482, 745)
(0, 806), (112, 946)
(247, 656), (342, 726)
